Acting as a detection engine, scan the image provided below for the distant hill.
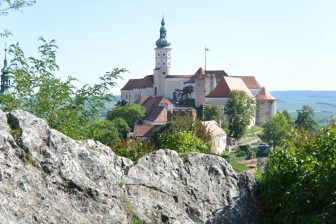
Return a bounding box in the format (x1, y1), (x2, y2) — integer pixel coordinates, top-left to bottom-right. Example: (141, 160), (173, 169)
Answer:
(272, 91), (336, 125)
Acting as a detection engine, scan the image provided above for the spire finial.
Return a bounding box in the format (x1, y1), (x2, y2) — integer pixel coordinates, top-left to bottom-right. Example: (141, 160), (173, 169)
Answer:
(4, 43), (7, 62)
(155, 16), (170, 48)
(1, 44), (9, 75)
(161, 16), (165, 26)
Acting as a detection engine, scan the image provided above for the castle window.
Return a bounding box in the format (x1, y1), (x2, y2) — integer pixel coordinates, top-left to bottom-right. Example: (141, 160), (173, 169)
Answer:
(157, 62), (160, 65)
(163, 62), (166, 65)
(163, 72), (165, 74)
(163, 53), (166, 56)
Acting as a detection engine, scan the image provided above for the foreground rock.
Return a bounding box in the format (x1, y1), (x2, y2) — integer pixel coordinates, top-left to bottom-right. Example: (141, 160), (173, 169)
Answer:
(0, 110), (260, 224)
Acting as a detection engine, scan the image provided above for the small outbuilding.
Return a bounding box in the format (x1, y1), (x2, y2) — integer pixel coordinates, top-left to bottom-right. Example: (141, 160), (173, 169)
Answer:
(201, 120), (227, 154)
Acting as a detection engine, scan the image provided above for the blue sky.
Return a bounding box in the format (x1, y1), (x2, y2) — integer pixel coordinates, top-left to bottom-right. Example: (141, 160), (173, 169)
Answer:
(1, 0), (336, 94)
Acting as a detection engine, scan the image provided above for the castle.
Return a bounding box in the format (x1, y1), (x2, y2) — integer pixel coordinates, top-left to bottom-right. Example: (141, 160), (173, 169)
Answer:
(121, 17), (277, 125)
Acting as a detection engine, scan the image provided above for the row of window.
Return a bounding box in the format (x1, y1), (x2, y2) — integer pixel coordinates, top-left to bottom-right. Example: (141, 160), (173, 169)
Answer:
(124, 92), (141, 99)
(1, 80), (10, 86)
(157, 52), (170, 57)
(157, 61), (170, 66)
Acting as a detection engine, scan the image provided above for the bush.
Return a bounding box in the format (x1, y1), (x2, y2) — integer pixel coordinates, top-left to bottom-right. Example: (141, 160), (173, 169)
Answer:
(154, 115), (212, 148)
(235, 145), (257, 160)
(111, 140), (157, 162)
(158, 131), (208, 153)
(259, 128), (336, 223)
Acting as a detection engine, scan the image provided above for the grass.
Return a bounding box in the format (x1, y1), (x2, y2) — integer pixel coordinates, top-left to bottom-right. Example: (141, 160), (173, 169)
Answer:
(228, 160), (249, 172)
(244, 126), (263, 137)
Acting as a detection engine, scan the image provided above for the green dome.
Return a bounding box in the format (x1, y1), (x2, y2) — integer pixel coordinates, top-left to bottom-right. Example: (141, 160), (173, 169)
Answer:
(156, 17), (170, 48)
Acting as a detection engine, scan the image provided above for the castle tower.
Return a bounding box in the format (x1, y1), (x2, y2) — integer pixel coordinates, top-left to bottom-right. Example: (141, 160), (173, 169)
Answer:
(153, 17), (172, 96)
(0, 47), (10, 94)
(255, 87), (276, 125)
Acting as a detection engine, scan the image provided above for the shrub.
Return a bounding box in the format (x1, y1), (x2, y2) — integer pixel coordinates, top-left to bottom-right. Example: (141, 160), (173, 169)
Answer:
(111, 140), (157, 162)
(259, 128), (336, 223)
(158, 131), (208, 153)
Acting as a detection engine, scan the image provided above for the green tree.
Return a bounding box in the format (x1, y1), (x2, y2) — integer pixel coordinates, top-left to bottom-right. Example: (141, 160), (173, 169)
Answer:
(259, 128), (336, 223)
(204, 104), (221, 121)
(282, 110), (294, 126)
(107, 103), (146, 129)
(260, 113), (292, 148)
(0, 38), (126, 140)
(158, 131), (208, 153)
(111, 118), (130, 140)
(224, 90), (256, 138)
(295, 105), (317, 131)
(87, 119), (120, 145)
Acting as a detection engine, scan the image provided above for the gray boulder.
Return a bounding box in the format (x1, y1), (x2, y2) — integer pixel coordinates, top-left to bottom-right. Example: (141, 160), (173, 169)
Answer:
(0, 109), (260, 224)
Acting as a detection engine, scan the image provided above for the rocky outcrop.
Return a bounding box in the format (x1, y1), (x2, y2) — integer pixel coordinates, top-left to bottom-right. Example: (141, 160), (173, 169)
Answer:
(0, 109), (260, 224)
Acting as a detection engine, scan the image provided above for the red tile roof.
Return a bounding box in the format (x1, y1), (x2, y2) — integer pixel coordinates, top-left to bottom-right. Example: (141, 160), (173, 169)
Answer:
(206, 77), (254, 98)
(121, 75), (154, 90)
(145, 106), (168, 123)
(185, 67), (229, 84)
(232, 76), (262, 89)
(136, 96), (175, 112)
(133, 124), (160, 137)
(255, 87), (276, 101)
(136, 96), (175, 124)
(166, 75), (193, 78)
(201, 120), (226, 137)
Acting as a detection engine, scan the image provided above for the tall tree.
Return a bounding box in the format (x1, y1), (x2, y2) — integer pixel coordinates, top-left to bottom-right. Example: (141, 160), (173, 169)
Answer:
(224, 91), (256, 138)
(0, 38), (126, 140)
(260, 112), (292, 148)
(107, 103), (146, 129)
(295, 105), (316, 131)
(204, 104), (221, 121)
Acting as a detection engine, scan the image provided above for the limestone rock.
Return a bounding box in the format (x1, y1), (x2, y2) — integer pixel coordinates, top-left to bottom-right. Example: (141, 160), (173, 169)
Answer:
(0, 109), (260, 223)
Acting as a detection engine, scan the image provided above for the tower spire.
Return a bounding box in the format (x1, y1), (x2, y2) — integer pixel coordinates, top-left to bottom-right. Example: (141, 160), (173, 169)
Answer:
(1, 45), (8, 74)
(1, 44), (10, 94)
(155, 16), (170, 48)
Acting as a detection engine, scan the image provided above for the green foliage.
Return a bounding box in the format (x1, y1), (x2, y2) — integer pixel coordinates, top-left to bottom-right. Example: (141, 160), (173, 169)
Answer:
(111, 140), (157, 162)
(0, 38), (127, 140)
(260, 112), (293, 148)
(227, 160), (248, 172)
(295, 105), (317, 131)
(0, 0), (35, 16)
(159, 131), (208, 153)
(107, 104), (146, 129)
(259, 128), (336, 223)
(1, 0), (36, 37)
(204, 104), (222, 121)
(110, 118), (130, 140)
(236, 145), (256, 160)
(224, 90), (256, 139)
(154, 115), (212, 148)
(86, 119), (120, 145)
